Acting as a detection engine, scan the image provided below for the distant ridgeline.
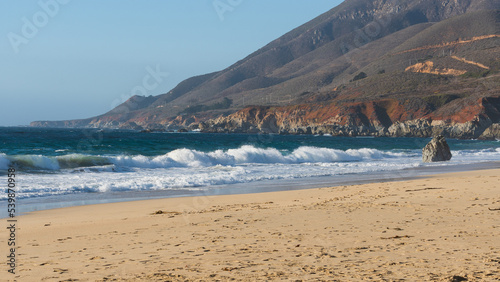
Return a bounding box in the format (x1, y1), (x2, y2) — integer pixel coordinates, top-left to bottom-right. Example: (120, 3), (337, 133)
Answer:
(31, 0), (500, 139)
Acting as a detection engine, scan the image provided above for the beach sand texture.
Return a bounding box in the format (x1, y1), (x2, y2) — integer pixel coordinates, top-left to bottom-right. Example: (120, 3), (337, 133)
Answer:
(1, 169), (499, 281)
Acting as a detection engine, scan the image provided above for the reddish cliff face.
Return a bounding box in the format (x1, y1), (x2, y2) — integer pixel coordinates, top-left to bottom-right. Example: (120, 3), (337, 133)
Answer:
(224, 96), (499, 128)
(429, 97), (500, 123)
(199, 95), (500, 139)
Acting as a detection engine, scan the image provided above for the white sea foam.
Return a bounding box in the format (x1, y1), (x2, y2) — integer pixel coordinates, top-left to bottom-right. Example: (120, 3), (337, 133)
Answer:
(108, 146), (401, 169)
(4, 146), (500, 174)
(451, 148), (500, 160)
(10, 159), (423, 200)
(16, 155), (60, 170)
(3, 145), (499, 200)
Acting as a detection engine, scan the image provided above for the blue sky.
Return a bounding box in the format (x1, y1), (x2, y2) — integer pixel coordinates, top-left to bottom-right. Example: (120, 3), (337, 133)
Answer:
(0, 0), (342, 126)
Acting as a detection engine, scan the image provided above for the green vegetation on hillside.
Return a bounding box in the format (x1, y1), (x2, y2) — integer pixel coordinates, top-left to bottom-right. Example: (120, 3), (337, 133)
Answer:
(352, 72), (368, 81)
(181, 98), (233, 114)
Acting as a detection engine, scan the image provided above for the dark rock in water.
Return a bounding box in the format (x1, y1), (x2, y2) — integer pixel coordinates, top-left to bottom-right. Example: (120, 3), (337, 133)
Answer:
(422, 135), (452, 163)
(177, 128), (188, 133)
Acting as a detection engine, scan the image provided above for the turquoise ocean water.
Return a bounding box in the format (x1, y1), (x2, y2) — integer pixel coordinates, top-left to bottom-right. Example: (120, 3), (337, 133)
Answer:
(1, 127), (499, 215)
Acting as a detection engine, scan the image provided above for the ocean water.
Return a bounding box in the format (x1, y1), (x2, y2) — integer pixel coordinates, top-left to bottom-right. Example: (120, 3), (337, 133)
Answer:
(1, 127), (499, 214)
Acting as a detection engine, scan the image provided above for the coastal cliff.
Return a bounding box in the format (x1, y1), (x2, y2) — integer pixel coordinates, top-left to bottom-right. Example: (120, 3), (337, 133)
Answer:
(197, 96), (500, 139)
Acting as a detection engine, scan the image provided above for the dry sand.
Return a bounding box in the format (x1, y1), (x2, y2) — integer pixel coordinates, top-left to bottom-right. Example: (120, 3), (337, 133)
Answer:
(1, 169), (500, 281)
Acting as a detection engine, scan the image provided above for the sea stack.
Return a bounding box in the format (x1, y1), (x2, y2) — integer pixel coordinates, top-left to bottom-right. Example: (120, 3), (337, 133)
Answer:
(422, 135), (452, 163)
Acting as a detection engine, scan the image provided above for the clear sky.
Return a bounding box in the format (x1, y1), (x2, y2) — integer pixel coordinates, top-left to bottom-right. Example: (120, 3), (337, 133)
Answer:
(0, 0), (342, 126)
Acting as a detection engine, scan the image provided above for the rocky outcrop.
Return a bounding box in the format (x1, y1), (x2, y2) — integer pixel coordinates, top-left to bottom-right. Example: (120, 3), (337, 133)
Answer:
(479, 124), (500, 140)
(405, 61), (467, 76)
(196, 95), (500, 139)
(199, 114), (495, 139)
(422, 136), (452, 162)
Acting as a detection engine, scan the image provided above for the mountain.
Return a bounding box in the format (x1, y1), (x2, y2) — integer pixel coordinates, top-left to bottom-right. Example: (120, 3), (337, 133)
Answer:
(31, 0), (500, 139)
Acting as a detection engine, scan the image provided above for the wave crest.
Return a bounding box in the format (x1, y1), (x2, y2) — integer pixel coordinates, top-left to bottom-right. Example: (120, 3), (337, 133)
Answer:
(3, 154), (111, 171)
(0, 146), (410, 172)
(0, 154), (10, 170)
(9, 144), (499, 172)
(109, 146), (399, 169)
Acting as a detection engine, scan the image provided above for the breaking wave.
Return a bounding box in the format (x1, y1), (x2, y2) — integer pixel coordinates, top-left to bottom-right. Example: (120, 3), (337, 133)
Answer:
(0, 154), (112, 171)
(0, 146), (407, 172)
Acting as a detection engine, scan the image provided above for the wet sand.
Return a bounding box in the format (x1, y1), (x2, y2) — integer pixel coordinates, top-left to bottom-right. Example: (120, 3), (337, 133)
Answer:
(2, 169), (500, 281)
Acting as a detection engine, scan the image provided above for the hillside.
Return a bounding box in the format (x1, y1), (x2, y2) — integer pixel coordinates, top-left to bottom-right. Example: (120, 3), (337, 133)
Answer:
(31, 0), (500, 139)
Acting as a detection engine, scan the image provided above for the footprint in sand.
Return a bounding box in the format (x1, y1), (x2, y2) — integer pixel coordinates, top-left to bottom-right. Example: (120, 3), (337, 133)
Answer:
(53, 268), (69, 274)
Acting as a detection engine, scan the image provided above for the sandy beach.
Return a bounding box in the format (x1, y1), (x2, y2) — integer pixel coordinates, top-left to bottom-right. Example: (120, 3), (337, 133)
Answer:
(2, 168), (500, 281)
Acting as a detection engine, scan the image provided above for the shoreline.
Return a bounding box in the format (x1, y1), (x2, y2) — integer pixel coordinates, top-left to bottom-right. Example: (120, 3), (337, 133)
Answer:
(26, 119), (500, 140)
(9, 160), (500, 218)
(7, 126), (500, 141)
(2, 168), (500, 280)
